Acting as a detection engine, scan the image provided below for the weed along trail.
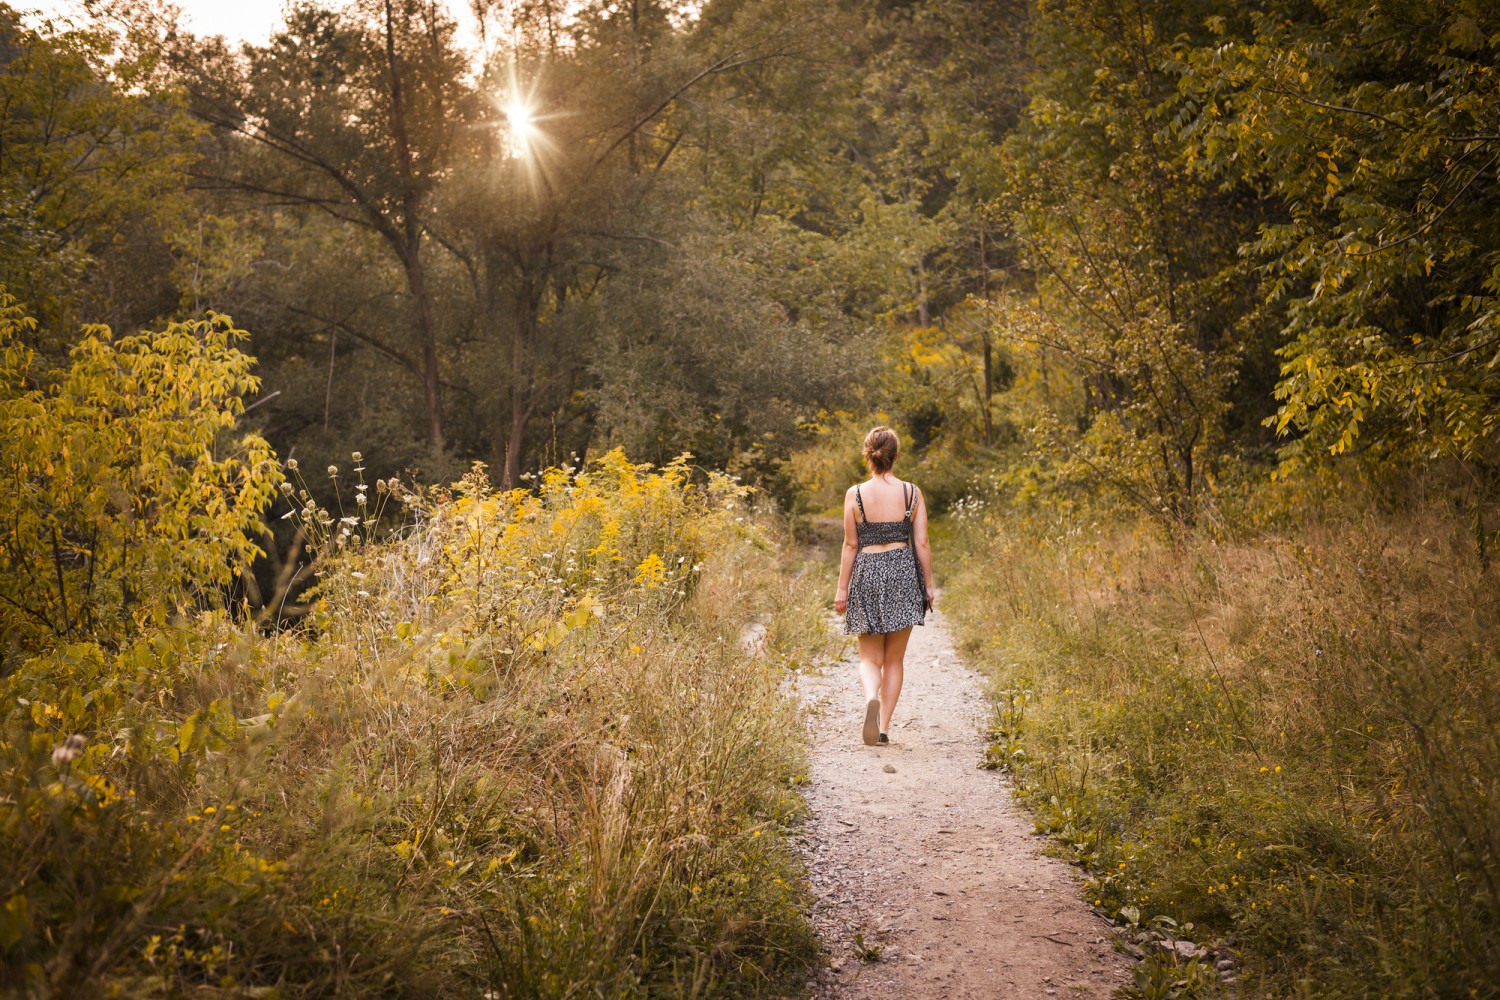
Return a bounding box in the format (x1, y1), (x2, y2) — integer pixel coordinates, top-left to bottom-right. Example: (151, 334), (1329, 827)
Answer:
(794, 607), (1131, 998)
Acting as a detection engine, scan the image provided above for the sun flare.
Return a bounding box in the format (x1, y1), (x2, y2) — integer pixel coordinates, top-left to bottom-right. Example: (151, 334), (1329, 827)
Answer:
(504, 96), (539, 158)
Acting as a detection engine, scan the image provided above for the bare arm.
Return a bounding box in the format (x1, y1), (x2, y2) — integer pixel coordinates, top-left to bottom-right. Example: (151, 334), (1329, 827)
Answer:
(835, 488), (859, 614)
(912, 487), (935, 609)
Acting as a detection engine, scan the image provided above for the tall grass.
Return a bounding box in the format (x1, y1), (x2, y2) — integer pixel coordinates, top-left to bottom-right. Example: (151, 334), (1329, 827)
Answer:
(0, 451), (832, 997)
(945, 481), (1500, 998)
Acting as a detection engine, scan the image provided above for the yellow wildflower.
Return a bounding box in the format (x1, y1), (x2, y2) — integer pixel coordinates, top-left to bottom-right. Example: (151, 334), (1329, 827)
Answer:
(634, 553), (667, 588)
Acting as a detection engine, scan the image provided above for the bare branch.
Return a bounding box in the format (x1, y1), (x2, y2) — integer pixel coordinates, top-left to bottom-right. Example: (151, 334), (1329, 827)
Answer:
(1264, 87), (1409, 132)
(1352, 152), (1498, 257)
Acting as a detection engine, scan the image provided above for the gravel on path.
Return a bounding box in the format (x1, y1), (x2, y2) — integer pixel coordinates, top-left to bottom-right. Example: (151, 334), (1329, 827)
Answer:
(794, 607), (1133, 999)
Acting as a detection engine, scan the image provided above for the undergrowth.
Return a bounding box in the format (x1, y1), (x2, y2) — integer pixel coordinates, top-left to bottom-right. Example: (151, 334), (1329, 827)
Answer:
(946, 479), (1500, 999)
(1, 450), (832, 997)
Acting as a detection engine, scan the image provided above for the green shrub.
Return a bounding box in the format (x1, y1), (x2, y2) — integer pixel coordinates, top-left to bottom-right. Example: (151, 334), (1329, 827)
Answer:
(0, 294), (280, 661)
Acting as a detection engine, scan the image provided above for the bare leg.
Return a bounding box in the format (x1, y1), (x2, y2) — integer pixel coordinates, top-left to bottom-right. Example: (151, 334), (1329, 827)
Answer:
(857, 633), (885, 745)
(857, 633), (885, 702)
(878, 627), (913, 732)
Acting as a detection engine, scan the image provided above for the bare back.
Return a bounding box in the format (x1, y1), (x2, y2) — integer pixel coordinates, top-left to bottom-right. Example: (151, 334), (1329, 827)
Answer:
(845, 475), (923, 553)
(857, 475), (912, 522)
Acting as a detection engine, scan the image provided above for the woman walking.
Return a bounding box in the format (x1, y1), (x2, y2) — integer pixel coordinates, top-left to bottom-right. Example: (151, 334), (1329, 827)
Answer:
(834, 426), (936, 745)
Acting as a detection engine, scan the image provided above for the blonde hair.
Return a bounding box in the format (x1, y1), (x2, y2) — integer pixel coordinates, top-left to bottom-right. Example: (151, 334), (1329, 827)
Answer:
(862, 426), (899, 475)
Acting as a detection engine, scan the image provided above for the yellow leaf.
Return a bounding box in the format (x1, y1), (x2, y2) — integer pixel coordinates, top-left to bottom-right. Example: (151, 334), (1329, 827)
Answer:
(177, 715), (198, 755)
(0, 895), (30, 949)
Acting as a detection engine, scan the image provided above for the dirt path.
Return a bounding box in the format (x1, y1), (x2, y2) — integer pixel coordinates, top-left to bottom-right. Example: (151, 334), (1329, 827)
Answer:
(793, 607), (1132, 998)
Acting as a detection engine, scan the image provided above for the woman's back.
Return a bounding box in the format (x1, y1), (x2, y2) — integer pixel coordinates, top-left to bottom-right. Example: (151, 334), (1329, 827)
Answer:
(854, 476), (914, 523)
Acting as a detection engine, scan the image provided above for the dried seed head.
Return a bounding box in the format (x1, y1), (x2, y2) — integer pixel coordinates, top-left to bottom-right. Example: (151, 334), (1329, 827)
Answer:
(51, 734), (86, 767)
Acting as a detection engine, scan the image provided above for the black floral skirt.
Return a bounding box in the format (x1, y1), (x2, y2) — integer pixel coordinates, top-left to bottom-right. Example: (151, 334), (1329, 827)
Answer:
(844, 547), (927, 635)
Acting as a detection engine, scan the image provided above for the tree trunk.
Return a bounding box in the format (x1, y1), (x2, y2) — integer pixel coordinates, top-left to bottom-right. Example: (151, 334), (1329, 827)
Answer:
(502, 274), (536, 488)
(405, 247), (445, 449)
(980, 325), (995, 444)
(385, 0), (444, 449)
(504, 381), (527, 488)
(979, 226), (994, 444)
(915, 257), (930, 327)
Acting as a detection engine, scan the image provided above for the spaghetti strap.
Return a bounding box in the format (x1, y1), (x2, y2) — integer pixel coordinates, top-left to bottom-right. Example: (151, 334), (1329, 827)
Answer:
(855, 484), (867, 523)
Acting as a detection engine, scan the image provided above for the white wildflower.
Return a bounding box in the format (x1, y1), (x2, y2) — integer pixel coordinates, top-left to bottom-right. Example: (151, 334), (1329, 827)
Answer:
(51, 734), (86, 767)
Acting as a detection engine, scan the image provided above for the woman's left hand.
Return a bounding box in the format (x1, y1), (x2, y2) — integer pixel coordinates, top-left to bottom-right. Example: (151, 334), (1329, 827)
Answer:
(925, 587), (936, 611)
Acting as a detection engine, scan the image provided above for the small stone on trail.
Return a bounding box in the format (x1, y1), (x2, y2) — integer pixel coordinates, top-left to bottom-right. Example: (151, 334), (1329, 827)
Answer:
(1154, 939), (1206, 961)
(883, 764), (897, 773)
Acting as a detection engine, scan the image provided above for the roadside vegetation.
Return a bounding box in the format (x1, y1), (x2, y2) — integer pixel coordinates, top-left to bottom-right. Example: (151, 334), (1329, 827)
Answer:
(0, 308), (832, 994)
(943, 477), (1499, 997)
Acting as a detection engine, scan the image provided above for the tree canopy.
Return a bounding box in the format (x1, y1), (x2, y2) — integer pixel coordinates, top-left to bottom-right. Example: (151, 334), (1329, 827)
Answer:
(3, 0), (1497, 527)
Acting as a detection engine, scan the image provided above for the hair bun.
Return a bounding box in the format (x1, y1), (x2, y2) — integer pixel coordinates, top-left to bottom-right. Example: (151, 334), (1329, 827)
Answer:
(862, 426), (899, 475)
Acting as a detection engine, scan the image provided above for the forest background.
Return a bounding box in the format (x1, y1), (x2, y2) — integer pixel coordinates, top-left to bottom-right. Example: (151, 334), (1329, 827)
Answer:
(1, 0), (1497, 997)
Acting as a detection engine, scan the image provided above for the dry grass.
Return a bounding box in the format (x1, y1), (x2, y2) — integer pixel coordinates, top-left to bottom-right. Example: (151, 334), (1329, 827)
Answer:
(0, 453), (831, 997)
(946, 480), (1500, 998)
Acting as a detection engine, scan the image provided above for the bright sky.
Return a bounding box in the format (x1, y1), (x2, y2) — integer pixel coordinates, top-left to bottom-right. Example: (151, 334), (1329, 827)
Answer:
(21, 0), (484, 49)
(23, 0), (290, 45)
